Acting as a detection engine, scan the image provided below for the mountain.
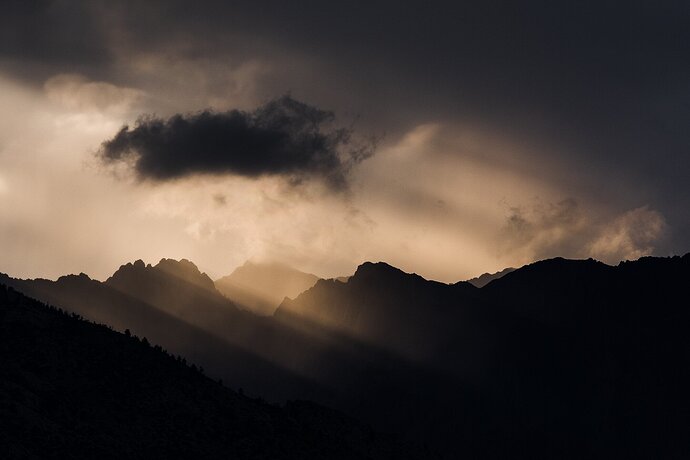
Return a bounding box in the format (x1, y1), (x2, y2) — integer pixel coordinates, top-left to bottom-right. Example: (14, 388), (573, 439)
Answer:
(215, 261), (320, 315)
(276, 262), (484, 364)
(3, 254), (690, 459)
(465, 267), (515, 287)
(0, 284), (417, 459)
(0, 261), (478, 456)
(0, 260), (425, 413)
(105, 258), (244, 335)
(0, 266), (324, 402)
(101, 259), (374, 402)
(277, 255), (690, 459)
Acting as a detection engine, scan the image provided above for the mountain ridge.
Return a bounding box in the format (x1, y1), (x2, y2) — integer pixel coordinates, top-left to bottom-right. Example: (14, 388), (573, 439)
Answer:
(465, 267), (516, 288)
(3, 253), (689, 459)
(0, 284), (419, 460)
(215, 260), (320, 316)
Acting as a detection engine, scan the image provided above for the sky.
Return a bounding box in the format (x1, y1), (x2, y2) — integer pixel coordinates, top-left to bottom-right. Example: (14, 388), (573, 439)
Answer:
(0, 0), (688, 282)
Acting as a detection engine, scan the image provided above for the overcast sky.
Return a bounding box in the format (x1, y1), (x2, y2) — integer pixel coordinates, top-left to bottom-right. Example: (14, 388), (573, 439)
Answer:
(0, 0), (688, 282)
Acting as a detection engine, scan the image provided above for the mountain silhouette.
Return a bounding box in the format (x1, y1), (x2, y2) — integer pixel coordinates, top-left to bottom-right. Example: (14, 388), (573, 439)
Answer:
(0, 262), (477, 456)
(276, 255), (690, 458)
(465, 266), (515, 287)
(0, 267), (324, 402)
(0, 284), (418, 459)
(105, 258), (245, 334)
(215, 261), (320, 315)
(276, 261), (484, 364)
(3, 254), (689, 459)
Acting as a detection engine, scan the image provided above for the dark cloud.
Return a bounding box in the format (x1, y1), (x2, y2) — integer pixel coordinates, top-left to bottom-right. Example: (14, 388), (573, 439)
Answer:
(98, 96), (374, 190)
(0, 1), (111, 83)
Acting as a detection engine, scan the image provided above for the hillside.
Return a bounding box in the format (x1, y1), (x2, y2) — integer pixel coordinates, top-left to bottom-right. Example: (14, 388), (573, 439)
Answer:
(0, 284), (418, 460)
(276, 255), (690, 458)
(3, 255), (690, 458)
(0, 268), (330, 403)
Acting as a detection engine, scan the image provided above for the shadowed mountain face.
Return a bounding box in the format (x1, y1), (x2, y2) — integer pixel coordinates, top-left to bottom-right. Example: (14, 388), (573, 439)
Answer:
(0, 264), (326, 402)
(276, 256), (690, 458)
(465, 267), (516, 288)
(215, 261), (320, 315)
(277, 262), (487, 365)
(0, 285), (417, 460)
(3, 255), (690, 459)
(105, 258), (244, 334)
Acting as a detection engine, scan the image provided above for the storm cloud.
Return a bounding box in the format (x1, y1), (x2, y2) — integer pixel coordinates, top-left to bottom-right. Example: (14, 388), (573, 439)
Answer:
(99, 96), (374, 190)
(1, 1), (688, 280)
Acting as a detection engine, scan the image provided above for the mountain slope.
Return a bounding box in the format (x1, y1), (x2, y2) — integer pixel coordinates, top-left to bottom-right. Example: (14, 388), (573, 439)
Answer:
(0, 284), (419, 460)
(215, 261), (320, 315)
(465, 267), (515, 288)
(277, 255), (690, 459)
(0, 262), (476, 456)
(3, 255), (690, 459)
(101, 259), (383, 401)
(277, 261), (486, 363)
(106, 258), (242, 325)
(0, 270), (324, 402)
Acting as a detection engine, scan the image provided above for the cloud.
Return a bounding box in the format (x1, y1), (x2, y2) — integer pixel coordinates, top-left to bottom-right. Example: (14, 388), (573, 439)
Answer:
(98, 95), (374, 191)
(502, 198), (588, 261)
(44, 74), (144, 114)
(1, 1), (687, 281)
(0, 1), (109, 79)
(501, 199), (666, 264)
(588, 206), (666, 262)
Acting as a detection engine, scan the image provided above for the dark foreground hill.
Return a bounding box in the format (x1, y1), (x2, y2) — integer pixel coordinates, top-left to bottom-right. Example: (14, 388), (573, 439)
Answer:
(0, 284), (418, 460)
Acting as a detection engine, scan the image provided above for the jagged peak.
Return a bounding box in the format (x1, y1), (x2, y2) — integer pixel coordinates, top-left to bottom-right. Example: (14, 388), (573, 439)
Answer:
(108, 258), (216, 291)
(154, 259), (216, 291)
(155, 258), (202, 274)
(57, 272), (92, 283)
(352, 261), (426, 284)
(112, 259), (145, 274)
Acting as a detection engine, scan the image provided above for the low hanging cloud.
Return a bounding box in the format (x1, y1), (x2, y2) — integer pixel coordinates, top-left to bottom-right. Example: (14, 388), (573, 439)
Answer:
(98, 95), (374, 191)
(501, 199), (666, 265)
